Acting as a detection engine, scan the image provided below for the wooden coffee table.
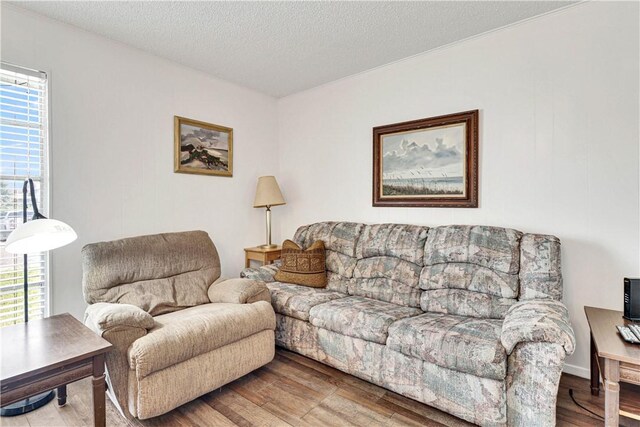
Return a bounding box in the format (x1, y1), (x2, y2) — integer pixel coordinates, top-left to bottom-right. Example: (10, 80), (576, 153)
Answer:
(584, 306), (640, 426)
(0, 313), (112, 427)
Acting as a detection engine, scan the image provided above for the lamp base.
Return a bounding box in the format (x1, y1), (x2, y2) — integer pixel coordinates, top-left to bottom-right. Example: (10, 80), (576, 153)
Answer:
(1, 391), (55, 417)
(259, 244), (278, 249)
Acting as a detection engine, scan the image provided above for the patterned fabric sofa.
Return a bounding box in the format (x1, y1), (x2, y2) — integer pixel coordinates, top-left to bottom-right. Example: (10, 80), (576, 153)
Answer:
(242, 222), (575, 427)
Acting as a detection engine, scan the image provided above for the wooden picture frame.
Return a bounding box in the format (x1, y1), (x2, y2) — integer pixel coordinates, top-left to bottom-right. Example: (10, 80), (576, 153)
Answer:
(174, 116), (233, 177)
(373, 110), (478, 208)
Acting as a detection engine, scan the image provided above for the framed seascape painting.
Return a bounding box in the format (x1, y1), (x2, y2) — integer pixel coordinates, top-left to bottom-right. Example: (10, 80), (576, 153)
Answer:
(174, 116), (233, 177)
(373, 110), (478, 207)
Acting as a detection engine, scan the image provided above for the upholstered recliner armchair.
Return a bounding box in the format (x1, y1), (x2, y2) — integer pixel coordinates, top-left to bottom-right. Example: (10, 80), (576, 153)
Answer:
(81, 231), (275, 420)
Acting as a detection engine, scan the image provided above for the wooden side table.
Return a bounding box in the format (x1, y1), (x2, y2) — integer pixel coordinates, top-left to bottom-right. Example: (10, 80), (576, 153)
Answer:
(584, 306), (640, 426)
(244, 245), (281, 268)
(0, 313), (112, 427)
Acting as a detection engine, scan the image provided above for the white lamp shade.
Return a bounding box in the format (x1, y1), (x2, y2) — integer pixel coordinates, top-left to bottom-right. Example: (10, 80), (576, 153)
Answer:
(253, 176), (286, 208)
(5, 218), (77, 254)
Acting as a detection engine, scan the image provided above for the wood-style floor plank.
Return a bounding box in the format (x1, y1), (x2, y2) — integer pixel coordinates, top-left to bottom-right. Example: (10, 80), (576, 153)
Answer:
(3, 347), (639, 427)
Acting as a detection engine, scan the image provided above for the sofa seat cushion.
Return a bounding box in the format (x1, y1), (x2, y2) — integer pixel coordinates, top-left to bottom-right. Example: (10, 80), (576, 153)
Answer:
(309, 296), (422, 344)
(387, 312), (506, 380)
(128, 301), (275, 378)
(267, 282), (348, 321)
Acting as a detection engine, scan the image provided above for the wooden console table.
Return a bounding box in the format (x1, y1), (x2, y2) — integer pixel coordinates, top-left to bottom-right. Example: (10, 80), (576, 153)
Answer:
(584, 306), (640, 426)
(0, 313), (112, 427)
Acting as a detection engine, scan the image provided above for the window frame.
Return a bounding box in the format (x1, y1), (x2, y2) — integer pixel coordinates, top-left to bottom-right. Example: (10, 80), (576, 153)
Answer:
(0, 61), (51, 325)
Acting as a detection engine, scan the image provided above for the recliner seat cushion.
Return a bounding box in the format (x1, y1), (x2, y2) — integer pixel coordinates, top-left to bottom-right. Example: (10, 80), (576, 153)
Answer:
(308, 296), (422, 344)
(387, 312), (507, 380)
(128, 301), (275, 378)
(267, 282), (348, 321)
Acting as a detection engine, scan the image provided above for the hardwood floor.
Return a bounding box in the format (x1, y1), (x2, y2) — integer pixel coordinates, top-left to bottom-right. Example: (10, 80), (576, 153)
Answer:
(4, 348), (639, 427)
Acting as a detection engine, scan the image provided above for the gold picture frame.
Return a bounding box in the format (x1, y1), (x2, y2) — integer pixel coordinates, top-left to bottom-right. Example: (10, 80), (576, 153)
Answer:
(174, 116), (233, 177)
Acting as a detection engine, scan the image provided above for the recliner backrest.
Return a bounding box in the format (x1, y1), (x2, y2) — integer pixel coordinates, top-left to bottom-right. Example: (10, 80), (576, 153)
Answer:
(82, 230), (220, 316)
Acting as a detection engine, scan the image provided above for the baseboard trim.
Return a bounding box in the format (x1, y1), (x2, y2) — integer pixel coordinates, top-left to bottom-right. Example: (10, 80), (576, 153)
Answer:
(563, 363), (590, 379)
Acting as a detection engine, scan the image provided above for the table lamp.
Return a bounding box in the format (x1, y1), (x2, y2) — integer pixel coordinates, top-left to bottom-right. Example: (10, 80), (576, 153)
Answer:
(1, 178), (77, 417)
(253, 176), (285, 248)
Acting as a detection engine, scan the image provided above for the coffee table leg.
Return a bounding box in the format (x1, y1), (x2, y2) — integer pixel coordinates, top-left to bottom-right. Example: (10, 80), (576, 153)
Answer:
(603, 358), (620, 427)
(57, 384), (67, 406)
(590, 334), (600, 396)
(92, 354), (106, 427)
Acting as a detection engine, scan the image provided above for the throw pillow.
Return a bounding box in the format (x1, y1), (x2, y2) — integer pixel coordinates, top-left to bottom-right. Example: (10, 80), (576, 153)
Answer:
(274, 239), (327, 287)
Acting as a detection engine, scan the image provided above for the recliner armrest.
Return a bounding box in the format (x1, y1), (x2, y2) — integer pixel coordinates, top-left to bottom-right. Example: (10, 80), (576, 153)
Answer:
(501, 299), (575, 355)
(208, 277), (271, 304)
(84, 302), (155, 333)
(83, 302), (154, 420)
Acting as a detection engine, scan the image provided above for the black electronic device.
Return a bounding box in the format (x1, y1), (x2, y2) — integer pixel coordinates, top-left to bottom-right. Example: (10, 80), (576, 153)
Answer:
(623, 277), (640, 321)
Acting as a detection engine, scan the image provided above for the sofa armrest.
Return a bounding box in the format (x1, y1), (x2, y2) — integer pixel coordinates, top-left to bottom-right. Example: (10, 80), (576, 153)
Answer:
(240, 262), (279, 283)
(84, 302), (155, 333)
(208, 277), (271, 304)
(501, 299), (575, 355)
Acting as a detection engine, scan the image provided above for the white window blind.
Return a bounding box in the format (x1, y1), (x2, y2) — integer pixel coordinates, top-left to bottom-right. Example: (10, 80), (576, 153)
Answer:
(0, 63), (49, 327)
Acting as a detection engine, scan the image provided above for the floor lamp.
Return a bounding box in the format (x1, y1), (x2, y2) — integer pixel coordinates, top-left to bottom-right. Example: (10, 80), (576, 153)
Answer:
(0, 178), (77, 417)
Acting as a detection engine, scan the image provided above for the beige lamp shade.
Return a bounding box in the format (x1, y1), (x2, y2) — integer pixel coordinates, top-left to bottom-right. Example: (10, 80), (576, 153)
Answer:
(253, 176), (286, 208)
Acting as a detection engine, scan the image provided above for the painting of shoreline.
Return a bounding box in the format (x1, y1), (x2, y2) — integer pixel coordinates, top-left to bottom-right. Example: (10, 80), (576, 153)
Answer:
(174, 116), (233, 177)
(381, 123), (466, 197)
(373, 110), (478, 208)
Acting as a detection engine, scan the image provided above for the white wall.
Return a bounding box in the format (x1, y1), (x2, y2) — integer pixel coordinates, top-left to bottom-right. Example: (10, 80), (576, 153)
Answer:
(1, 5), (280, 320)
(277, 2), (639, 377)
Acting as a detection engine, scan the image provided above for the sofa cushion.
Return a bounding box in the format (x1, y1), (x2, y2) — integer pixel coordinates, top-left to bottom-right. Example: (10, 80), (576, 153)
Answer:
(350, 256), (422, 307)
(293, 222), (363, 280)
(128, 301), (275, 378)
(294, 222), (363, 258)
(420, 263), (519, 299)
(355, 223), (429, 265)
(309, 296), (422, 344)
(387, 312), (507, 380)
(348, 278), (422, 308)
(420, 289), (516, 319)
(267, 282), (348, 321)
(421, 225), (521, 319)
(424, 225), (522, 274)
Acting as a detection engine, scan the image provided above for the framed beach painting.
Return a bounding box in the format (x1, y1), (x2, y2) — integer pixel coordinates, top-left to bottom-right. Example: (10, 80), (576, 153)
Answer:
(373, 110), (478, 207)
(174, 116), (233, 177)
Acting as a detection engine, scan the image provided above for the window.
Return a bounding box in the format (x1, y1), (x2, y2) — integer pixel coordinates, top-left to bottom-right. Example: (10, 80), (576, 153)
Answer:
(0, 63), (49, 327)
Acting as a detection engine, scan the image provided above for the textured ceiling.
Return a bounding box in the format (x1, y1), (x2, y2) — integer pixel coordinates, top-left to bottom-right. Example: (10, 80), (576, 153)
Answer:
(11, 1), (576, 97)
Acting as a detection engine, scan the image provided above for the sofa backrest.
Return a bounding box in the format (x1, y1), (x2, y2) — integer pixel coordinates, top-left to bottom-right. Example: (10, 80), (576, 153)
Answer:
(352, 224), (429, 307)
(82, 230), (221, 316)
(291, 222), (562, 318)
(420, 225), (522, 319)
(293, 222), (363, 293)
